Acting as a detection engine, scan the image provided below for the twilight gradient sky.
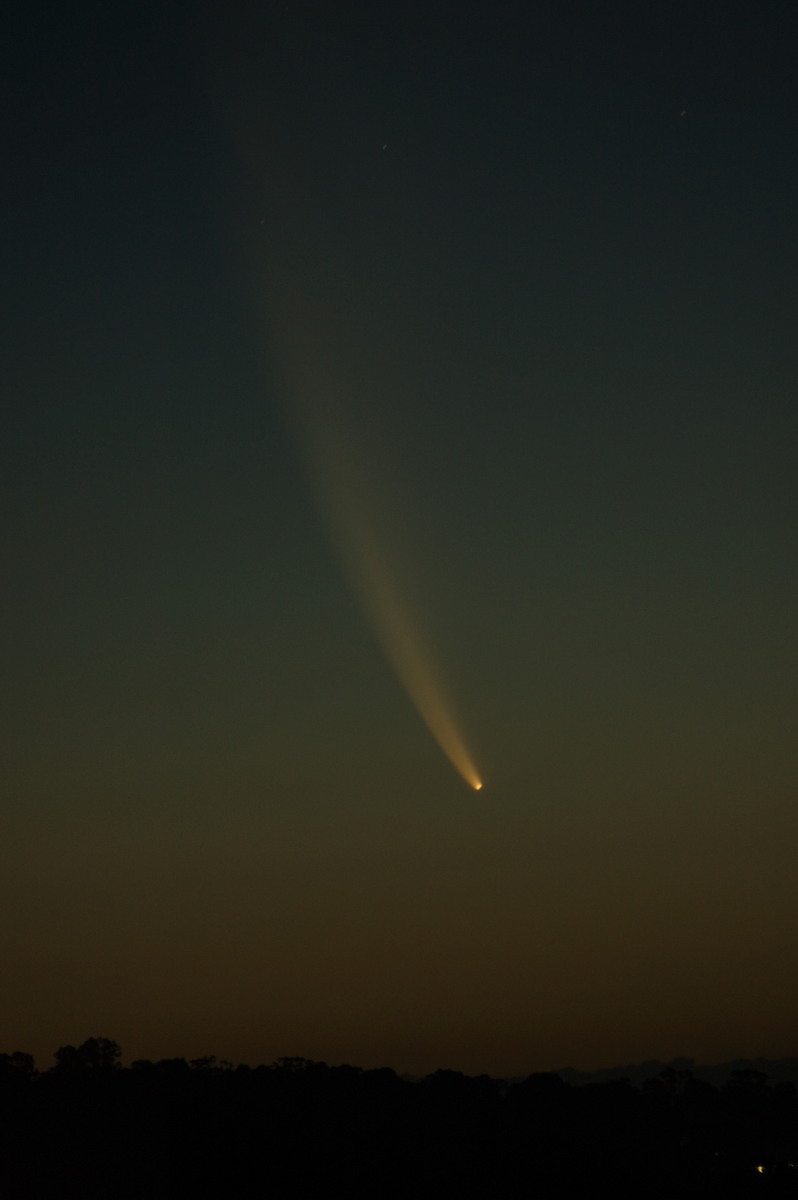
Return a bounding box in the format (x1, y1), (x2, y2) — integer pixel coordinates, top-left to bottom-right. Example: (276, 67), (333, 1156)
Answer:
(3, 0), (797, 1074)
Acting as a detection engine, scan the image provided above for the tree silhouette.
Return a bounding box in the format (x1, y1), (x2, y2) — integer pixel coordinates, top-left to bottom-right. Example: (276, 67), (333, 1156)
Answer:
(0, 1051), (35, 1078)
(54, 1037), (121, 1071)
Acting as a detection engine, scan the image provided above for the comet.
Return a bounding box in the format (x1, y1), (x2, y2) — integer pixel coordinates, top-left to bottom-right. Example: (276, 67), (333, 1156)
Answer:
(228, 107), (482, 789)
(300, 411), (482, 792)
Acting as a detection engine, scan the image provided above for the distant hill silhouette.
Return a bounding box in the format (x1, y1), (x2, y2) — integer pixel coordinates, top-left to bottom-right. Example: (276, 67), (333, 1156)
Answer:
(554, 1056), (798, 1089)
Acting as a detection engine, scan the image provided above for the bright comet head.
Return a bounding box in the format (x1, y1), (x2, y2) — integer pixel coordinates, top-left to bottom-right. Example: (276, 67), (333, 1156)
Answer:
(474, 782), (483, 791)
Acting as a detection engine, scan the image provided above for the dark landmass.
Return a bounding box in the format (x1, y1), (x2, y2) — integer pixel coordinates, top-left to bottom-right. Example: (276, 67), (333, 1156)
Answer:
(2, 1039), (797, 1197)
(554, 1057), (798, 1089)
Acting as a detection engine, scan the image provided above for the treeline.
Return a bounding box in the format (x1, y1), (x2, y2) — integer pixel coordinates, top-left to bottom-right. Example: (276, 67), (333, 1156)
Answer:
(1, 1039), (797, 1197)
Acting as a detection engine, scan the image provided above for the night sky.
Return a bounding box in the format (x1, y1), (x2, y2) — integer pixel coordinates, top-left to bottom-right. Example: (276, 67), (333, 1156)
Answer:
(3, 0), (797, 1076)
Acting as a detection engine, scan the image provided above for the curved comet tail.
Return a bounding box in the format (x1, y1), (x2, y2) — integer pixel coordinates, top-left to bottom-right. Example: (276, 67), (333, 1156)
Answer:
(358, 549), (482, 792)
(230, 87), (482, 789)
(306, 415), (481, 791)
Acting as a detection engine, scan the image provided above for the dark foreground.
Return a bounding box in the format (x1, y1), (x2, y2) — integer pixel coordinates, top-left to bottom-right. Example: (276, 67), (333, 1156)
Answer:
(2, 1041), (797, 1197)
